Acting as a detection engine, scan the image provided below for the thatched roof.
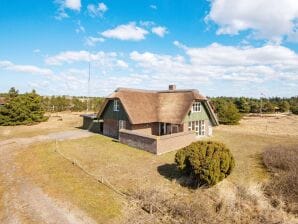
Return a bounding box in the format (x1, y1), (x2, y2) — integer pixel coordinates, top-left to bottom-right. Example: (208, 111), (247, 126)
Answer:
(98, 87), (218, 125)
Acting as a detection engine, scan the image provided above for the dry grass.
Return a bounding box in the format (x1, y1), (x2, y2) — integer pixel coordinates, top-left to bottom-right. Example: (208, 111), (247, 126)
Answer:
(0, 174), (4, 222)
(263, 146), (298, 215)
(217, 114), (298, 137)
(16, 142), (122, 224)
(13, 114), (298, 223)
(0, 112), (82, 141)
(130, 181), (296, 224)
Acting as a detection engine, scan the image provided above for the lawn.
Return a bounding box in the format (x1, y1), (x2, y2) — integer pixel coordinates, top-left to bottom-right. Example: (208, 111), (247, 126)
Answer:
(14, 114), (298, 223)
(16, 141), (122, 224)
(0, 174), (4, 222)
(0, 112), (82, 141)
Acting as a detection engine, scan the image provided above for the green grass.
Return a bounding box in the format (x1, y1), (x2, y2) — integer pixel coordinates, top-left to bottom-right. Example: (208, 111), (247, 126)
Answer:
(17, 142), (121, 223)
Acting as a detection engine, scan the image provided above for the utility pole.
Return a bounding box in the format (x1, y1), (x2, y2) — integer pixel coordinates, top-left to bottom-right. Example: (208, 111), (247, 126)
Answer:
(87, 52), (91, 112)
(260, 93), (265, 117)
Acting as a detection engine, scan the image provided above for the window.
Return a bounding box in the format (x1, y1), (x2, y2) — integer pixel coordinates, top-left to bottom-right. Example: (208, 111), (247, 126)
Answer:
(119, 120), (126, 129)
(199, 120), (205, 136)
(113, 99), (120, 111)
(188, 120), (205, 136)
(192, 102), (201, 112)
(188, 122), (192, 131)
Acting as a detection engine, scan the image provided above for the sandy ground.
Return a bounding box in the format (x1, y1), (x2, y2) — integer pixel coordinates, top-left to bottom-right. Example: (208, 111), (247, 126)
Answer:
(0, 130), (96, 224)
(0, 112), (83, 141)
(215, 114), (298, 137)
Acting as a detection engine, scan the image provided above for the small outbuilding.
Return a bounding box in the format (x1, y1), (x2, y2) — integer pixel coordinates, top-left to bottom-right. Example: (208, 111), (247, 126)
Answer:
(80, 114), (103, 133)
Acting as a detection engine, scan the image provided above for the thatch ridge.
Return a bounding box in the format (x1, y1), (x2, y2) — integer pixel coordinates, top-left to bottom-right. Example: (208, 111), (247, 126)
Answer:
(98, 87), (218, 125)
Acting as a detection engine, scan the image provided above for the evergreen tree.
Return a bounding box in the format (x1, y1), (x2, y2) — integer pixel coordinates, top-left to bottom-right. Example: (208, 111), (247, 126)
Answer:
(279, 101), (290, 112)
(0, 89), (46, 125)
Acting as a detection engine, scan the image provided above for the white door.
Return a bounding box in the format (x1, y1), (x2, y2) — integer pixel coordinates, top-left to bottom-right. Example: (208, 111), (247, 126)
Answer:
(119, 120), (126, 130)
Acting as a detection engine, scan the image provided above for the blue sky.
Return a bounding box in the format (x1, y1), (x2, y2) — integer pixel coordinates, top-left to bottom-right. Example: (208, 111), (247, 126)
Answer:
(0, 0), (298, 97)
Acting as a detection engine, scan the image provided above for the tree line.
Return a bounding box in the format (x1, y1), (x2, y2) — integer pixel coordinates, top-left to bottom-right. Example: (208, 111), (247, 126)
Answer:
(1, 87), (297, 126)
(42, 96), (104, 112)
(0, 87), (104, 126)
(210, 96), (298, 125)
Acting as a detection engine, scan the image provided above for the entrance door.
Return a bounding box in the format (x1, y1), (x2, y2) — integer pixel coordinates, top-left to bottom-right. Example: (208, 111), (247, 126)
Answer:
(159, 122), (167, 135)
(119, 120), (126, 130)
(188, 120), (205, 136)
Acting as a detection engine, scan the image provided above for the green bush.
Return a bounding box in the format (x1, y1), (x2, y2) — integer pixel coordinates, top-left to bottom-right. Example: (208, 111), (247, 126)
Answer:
(212, 100), (241, 125)
(175, 141), (235, 187)
(291, 106), (298, 115)
(0, 88), (46, 126)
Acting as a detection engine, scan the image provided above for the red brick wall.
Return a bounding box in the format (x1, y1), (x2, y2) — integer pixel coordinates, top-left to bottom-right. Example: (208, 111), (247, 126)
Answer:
(156, 131), (196, 154)
(119, 129), (197, 154)
(119, 130), (157, 153)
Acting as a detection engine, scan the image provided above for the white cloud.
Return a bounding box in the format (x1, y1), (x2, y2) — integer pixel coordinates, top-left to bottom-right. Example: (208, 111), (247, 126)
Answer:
(151, 26), (168, 37)
(55, 0), (81, 20)
(101, 22), (149, 41)
(0, 60), (53, 76)
(139, 21), (155, 27)
(116, 60), (128, 68)
(206, 0), (298, 43)
(85, 36), (105, 46)
(64, 0), (81, 11)
(173, 40), (187, 50)
(87, 2), (108, 17)
(75, 20), (85, 33)
(150, 5), (157, 10)
(33, 49), (41, 53)
(45, 51), (129, 70)
(45, 51), (113, 65)
(129, 43), (298, 86)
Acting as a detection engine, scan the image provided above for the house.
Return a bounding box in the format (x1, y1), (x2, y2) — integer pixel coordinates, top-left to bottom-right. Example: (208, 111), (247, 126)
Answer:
(96, 85), (219, 154)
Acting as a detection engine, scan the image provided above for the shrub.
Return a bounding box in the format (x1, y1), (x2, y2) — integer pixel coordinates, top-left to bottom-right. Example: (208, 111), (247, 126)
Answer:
(213, 100), (241, 125)
(291, 105), (298, 115)
(262, 146), (298, 214)
(0, 89), (46, 126)
(175, 141), (235, 187)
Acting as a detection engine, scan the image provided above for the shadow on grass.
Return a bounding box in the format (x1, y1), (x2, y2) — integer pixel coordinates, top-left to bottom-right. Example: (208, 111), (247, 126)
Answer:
(157, 163), (197, 189)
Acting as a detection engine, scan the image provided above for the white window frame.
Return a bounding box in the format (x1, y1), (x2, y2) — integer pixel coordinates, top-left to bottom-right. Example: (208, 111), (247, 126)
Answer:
(192, 101), (201, 113)
(188, 120), (205, 136)
(119, 120), (126, 130)
(113, 99), (120, 111)
(199, 120), (205, 136)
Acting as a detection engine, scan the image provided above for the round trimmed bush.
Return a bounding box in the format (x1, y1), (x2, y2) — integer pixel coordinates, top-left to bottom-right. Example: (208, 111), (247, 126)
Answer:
(175, 141), (235, 187)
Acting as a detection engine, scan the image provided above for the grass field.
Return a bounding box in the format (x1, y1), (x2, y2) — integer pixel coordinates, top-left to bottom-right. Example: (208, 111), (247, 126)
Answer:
(0, 112), (83, 141)
(9, 114), (298, 223)
(0, 174), (4, 222)
(16, 141), (122, 224)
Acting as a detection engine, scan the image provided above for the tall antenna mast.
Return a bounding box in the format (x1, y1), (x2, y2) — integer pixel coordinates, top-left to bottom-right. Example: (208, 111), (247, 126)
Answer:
(87, 52), (91, 112)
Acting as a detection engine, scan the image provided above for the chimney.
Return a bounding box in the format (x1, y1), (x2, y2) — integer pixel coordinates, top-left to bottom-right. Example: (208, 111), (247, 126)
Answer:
(169, 84), (176, 91)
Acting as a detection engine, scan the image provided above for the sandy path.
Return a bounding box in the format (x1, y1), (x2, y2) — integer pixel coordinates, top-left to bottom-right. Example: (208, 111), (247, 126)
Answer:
(0, 130), (97, 224)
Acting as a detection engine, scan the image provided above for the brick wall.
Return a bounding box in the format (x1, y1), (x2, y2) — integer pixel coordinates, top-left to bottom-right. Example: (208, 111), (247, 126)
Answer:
(119, 129), (197, 155)
(156, 131), (197, 154)
(119, 130), (157, 153)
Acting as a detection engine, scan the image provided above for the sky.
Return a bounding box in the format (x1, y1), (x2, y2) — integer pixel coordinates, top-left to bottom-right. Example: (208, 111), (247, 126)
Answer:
(0, 0), (298, 97)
